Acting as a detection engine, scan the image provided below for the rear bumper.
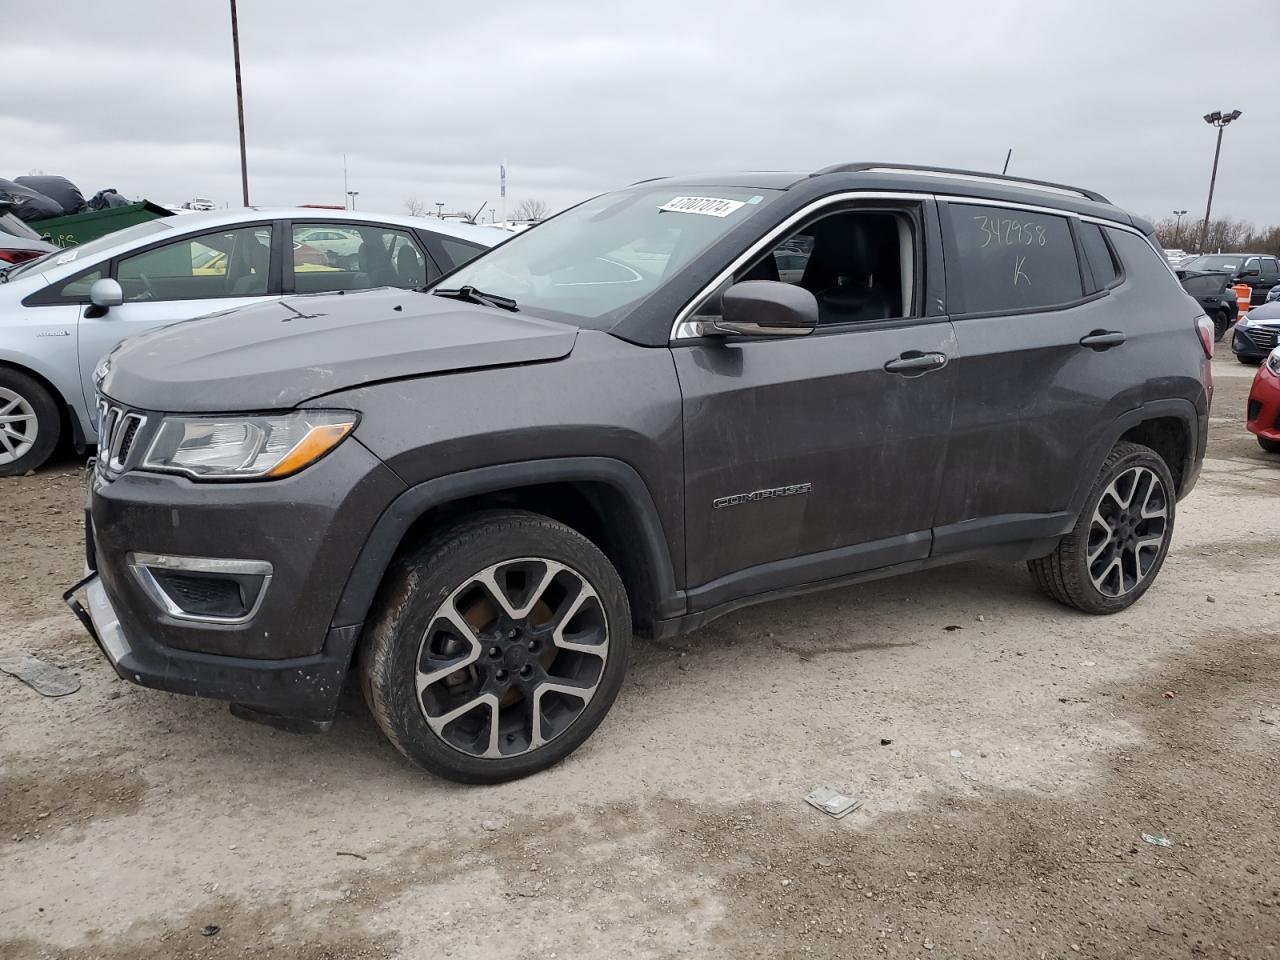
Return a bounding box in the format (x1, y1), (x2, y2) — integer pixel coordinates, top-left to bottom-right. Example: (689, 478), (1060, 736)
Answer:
(67, 572), (361, 721)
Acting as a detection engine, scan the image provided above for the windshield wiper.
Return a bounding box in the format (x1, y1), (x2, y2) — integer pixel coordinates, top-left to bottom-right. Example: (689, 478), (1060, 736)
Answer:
(431, 285), (518, 311)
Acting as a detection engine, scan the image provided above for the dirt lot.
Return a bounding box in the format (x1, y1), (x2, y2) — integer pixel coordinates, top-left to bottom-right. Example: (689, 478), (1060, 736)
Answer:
(2, 342), (1277, 960)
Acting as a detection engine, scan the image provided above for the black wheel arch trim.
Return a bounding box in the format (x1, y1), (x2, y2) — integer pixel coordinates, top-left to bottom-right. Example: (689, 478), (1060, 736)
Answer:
(1068, 398), (1202, 516)
(329, 456), (686, 630)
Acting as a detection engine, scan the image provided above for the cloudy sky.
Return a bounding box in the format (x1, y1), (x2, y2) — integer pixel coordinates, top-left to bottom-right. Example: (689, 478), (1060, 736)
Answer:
(4, 0), (1277, 226)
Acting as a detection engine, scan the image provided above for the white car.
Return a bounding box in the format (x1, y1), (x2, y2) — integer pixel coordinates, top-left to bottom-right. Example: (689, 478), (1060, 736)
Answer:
(294, 226), (362, 259)
(0, 208), (498, 474)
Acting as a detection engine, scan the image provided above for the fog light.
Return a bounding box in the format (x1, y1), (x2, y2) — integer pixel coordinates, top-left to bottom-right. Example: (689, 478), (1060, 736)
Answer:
(128, 553), (272, 624)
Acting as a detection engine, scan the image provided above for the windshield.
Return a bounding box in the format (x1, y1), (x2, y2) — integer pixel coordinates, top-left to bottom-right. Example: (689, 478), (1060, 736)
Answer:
(1181, 255), (1246, 273)
(436, 186), (780, 327)
(1, 218), (173, 282)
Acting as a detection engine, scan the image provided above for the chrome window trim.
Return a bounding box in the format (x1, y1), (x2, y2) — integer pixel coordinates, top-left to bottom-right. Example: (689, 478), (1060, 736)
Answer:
(669, 191), (933, 341)
(668, 191), (1151, 341)
(127, 552), (273, 625)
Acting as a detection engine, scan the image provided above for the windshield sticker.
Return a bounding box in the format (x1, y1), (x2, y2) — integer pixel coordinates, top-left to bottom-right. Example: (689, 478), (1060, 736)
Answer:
(55, 250), (78, 265)
(659, 196), (746, 218)
(746, 195), (764, 204)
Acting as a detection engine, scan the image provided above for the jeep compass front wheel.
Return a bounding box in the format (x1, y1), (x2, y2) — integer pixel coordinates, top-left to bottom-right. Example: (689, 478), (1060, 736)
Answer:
(1028, 441), (1176, 614)
(359, 510), (631, 783)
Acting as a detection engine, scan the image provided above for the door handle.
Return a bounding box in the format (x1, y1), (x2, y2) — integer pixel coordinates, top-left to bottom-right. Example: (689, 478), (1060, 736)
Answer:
(1079, 330), (1126, 350)
(884, 351), (948, 376)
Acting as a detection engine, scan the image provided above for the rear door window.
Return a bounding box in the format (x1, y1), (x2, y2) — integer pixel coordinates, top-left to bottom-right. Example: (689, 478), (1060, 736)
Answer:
(943, 203), (1083, 314)
(290, 223), (432, 293)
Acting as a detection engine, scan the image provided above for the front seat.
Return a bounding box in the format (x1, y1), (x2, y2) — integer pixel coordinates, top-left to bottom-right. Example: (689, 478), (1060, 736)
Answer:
(800, 216), (897, 323)
(230, 237), (270, 295)
(358, 240), (398, 287)
(395, 245), (425, 287)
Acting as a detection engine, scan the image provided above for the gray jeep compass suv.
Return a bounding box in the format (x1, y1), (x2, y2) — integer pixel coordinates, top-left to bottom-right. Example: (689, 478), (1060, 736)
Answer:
(67, 163), (1213, 783)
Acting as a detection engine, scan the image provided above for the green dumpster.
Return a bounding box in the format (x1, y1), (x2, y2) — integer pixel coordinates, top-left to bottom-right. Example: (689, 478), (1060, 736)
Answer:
(33, 201), (174, 249)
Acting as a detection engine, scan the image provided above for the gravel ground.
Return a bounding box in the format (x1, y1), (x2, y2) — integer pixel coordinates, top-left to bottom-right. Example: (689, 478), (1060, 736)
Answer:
(1, 341), (1277, 960)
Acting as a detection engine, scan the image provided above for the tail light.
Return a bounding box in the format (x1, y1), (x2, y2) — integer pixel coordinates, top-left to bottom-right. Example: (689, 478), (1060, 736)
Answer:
(1195, 315), (1214, 359)
(0, 249), (44, 265)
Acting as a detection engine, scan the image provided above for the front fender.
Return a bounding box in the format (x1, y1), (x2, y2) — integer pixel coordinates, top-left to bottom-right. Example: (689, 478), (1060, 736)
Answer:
(329, 456), (686, 631)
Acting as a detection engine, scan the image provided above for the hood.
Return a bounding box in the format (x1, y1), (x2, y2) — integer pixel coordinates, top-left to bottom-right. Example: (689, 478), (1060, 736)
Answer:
(99, 288), (578, 412)
(1245, 301), (1280, 326)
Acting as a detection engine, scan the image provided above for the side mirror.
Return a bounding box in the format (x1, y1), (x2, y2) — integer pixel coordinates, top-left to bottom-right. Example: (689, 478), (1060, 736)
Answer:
(88, 277), (124, 309)
(711, 280), (818, 338)
(1241, 268), (1261, 279)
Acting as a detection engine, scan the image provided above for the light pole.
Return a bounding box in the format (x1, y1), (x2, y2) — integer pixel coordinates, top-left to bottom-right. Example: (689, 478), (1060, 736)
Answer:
(1197, 110), (1241, 253)
(346, 191), (358, 211)
(435, 202), (445, 219)
(1172, 209), (1188, 247)
(228, 0), (249, 206)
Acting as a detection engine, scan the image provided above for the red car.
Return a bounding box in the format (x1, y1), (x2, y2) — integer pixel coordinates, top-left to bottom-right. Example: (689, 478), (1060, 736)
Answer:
(1247, 348), (1280, 453)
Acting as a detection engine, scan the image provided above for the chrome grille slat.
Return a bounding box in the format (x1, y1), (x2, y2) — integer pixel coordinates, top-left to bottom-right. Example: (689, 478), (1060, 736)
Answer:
(95, 398), (147, 477)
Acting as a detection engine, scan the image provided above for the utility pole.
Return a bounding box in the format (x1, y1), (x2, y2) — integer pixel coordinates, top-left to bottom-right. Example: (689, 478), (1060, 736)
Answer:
(229, 0), (250, 207)
(343, 154), (348, 208)
(1198, 110), (1241, 253)
(346, 191), (358, 211)
(1172, 209), (1187, 247)
(435, 202), (444, 219)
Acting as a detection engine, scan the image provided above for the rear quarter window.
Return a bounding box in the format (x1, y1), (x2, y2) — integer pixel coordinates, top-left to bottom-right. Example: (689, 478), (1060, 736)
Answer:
(1078, 222), (1121, 290)
(944, 203), (1083, 314)
(1105, 228), (1180, 293)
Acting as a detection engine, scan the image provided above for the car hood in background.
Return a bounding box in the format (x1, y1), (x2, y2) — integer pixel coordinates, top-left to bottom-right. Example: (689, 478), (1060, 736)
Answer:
(99, 288), (579, 412)
(1245, 302), (1280, 325)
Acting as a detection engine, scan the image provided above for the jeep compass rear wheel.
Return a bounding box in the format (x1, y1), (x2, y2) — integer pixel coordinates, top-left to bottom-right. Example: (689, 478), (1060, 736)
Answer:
(1028, 442), (1175, 614)
(359, 510), (631, 783)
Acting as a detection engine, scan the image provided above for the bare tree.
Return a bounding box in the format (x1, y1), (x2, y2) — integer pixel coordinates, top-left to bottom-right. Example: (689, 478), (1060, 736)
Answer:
(404, 197), (427, 217)
(513, 198), (550, 221)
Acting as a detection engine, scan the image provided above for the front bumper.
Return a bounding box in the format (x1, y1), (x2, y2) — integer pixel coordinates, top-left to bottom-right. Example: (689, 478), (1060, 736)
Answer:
(67, 431), (405, 721)
(66, 573), (361, 721)
(1247, 363), (1280, 442)
(1233, 325), (1280, 360)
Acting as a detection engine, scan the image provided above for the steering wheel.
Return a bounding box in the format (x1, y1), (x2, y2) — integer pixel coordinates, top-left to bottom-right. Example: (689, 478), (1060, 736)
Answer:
(137, 273), (155, 300)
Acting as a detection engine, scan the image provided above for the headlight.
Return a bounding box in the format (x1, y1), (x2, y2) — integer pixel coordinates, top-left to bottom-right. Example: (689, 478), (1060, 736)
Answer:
(1237, 314), (1249, 328)
(1268, 348), (1280, 376)
(141, 410), (357, 480)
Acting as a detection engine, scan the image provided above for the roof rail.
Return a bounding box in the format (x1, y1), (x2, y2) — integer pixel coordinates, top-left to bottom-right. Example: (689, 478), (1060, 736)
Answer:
(811, 162), (1110, 204)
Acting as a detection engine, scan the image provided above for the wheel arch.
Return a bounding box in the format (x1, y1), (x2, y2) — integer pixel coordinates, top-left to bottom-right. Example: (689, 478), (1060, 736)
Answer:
(1069, 399), (1200, 517)
(331, 457), (686, 638)
(0, 356), (82, 452)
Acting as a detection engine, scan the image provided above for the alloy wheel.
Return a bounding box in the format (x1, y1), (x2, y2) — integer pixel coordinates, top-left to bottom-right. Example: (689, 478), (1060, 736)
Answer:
(0, 387), (38, 466)
(415, 557), (609, 759)
(1087, 466), (1169, 598)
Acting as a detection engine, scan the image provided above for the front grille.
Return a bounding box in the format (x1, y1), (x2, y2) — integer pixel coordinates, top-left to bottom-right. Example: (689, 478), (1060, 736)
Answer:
(1242, 325), (1280, 350)
(96, 400), (147, 476)
(150, 571), (246, 618)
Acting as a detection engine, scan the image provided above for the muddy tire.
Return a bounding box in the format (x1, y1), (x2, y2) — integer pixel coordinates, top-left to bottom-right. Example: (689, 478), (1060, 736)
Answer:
(1028, 442), (1176, 615)
(358, 509), (631, 784)
(0, 368), (60, 477)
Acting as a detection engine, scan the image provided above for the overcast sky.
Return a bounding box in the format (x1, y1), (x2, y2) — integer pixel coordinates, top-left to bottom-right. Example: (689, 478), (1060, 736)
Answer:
(4, 0), (1277, 227)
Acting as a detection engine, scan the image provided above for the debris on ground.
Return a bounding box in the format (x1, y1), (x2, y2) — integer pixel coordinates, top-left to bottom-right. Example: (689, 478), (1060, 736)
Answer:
(0, 654), (81, 697)
(200, 925), (220, 937)
(804, 786), (864, 819)
(1142, 833), (1175, 847)
(336, 851), (367, 860)
(1162, 690), (1176, 699)
(481, 818), (507, 832)
(880, 738), (893, 746)
(949, 749), (963, 759)
(944, 625), (962, 632)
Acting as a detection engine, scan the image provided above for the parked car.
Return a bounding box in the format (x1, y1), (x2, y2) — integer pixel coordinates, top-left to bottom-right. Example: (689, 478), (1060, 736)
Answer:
(1267, 283), (1280, 304)
(0, 208), (497, 475)
(1176, 270), (1236, 340)
(1247, 347), (1280, 453)
(68, 163), (1210, 783)
(1231, 301), (1280, 364)
(0, 208), (59, 265)
(1178, 253), (1280, 306)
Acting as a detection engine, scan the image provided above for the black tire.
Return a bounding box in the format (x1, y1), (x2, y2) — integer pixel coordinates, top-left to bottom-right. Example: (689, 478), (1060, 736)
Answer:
(1259, 436), (1280, 455)
(358, 509), (631, 784)
(1213, 310), (1230, 342)
(1028, 441), (1176, 615)
(0, 368), (60, 477)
